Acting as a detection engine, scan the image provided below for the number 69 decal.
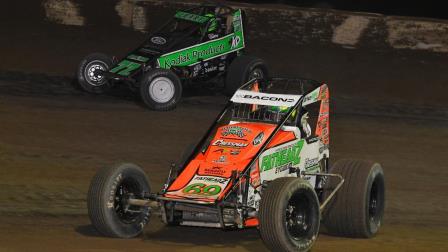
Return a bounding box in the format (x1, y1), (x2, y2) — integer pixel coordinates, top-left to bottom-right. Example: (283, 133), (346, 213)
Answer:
(182, 183), (222, 196)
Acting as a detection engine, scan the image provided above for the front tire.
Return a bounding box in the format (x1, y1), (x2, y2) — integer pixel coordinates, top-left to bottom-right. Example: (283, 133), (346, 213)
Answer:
(77, 53), (114, 94)
(323, 159), (385, 238)
(259, 177), (320, 252)
(87, 163), (151, 238)
(139, 69), (182, 111)
(225, 55), (268, 95)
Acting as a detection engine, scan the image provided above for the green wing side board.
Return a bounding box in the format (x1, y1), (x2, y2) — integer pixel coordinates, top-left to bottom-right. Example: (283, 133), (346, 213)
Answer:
(157, 9), (245, 69)
(175, 11), (211, 24)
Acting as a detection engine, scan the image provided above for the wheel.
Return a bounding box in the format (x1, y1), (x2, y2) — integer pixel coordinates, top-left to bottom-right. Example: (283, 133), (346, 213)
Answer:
(259, 177), (320, 252)
(225, 55), (268, 95)
(323, 159), (385, 238)
(87, 163), (151, 238)
(139, 69), (182, 111)
(77, 53), (114, 94)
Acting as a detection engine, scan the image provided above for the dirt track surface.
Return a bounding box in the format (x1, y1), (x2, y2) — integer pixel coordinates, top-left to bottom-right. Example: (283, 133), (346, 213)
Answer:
(1, 86), (447, 251)
(1, 1), (448, 250)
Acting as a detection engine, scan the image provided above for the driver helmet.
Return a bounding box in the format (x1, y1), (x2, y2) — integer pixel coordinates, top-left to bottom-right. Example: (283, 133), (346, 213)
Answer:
(204, 13), (218, 33)
(265, 106), (297, 123)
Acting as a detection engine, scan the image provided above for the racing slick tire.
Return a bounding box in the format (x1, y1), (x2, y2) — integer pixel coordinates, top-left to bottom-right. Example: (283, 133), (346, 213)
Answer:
(139, 69), (182, 111)
(87, 163), (151, 238)
(323, 159), (385, 238)
(77, 53), (114, 94)
(225, 55), (268, 95)
(259, 177), (320, 252)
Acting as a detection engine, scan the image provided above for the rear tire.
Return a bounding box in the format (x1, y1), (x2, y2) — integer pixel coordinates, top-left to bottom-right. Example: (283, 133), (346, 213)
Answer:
(77, 53), (114, 94)
(323, 159), (385, 238)
(259, 177), (320, 252)
(87, 163), (151, 238)
(140, 69), (182, 111)
(225, 55), (268, 95)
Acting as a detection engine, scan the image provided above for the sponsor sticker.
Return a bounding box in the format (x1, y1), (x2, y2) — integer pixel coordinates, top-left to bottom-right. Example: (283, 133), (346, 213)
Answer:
(204, 166), (226, 176)
(260, 140), (304, 173)
(253, 132), (264, 146)
(231, 90), (301, 107)
(212, 139), (248, 148)
(213, 155), (227, 163)
(222, 126), (251, 138)
(151, 36), (167, 45)
(304, 158), (320, 171)
(178, 175), (230, 198)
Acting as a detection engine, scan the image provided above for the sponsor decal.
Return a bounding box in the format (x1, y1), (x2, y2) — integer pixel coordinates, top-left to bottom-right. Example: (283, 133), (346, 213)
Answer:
(181, 175), (230, 197)
(319, 144), (329, 154)
(232, 10), (243, 32)
(304, 158), (320, 171)
(208, 33), (219, 39)
(247, 195), (255, 207)
(235, 94), (295, 103)
(250, 164), (261, 187)
(212, 139), (248, 148)
(204, 166), (225, 176)
(159, 44), (225, 68)
(253, 132), (264, 145)
(107, 173), (123, 208)
(303, 89), (319, 105)
(193, 175), (229, 184)
(230, 150), (240, 155)
(231, 90), (301, 107)
(231, 36), (241, 49)
(151, 36), (166, 45)
(213, 155), (227, 164)
(204, 65), (217, 73)
(260, 140), (304, 172)
(222, 126), (251, 138)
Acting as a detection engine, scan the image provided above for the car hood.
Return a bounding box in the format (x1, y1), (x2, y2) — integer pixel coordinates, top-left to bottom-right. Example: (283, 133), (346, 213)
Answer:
(163, 122), (276, 202)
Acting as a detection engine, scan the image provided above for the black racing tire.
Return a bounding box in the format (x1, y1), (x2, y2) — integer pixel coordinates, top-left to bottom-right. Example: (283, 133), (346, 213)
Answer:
(323, 159), (385, 238)
(139, 69), (182, 111)
(259, 177), (320, 252)
(87, 163), (151, 238)
(77, 53), (114, 94)
(225, 55), (268, 95)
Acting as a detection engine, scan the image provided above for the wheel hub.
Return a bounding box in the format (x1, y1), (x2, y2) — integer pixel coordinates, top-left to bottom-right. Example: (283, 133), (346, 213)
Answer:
(285, 193), (312, 240)
(148, 77), (175, 103)
(368, 178), (382, 224)
(249, 68), (264, 80)
(85, 61), (107, 86)
(114, 179), (143, 224)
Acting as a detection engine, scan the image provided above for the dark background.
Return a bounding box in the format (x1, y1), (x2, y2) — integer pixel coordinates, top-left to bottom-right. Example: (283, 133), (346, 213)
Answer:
(239, 0), (447, 19)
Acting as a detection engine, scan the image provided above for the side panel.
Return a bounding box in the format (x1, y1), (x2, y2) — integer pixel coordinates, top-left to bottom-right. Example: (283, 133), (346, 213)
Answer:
(247, 84), (330, 211)
(157, 9), (245, 69)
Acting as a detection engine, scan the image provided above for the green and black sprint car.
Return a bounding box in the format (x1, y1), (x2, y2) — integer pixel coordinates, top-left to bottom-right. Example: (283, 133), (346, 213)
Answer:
(77, 3), (268, 110)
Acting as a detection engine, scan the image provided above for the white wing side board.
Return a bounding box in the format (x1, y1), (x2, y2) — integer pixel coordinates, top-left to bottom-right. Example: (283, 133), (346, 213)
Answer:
(231, 90), (302, 107)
